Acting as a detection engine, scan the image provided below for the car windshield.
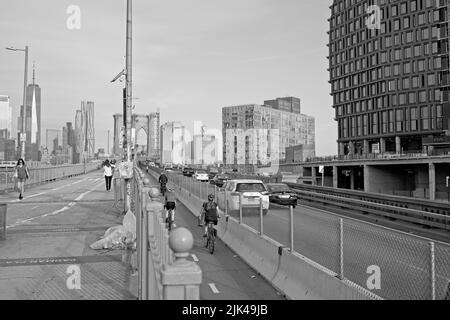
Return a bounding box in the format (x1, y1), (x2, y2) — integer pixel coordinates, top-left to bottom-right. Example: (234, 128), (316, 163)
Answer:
(197, 171), (207, 174)
(217, 175), (228, 179)
(236, 183), (266, 192)
(268, 184), (290, 192)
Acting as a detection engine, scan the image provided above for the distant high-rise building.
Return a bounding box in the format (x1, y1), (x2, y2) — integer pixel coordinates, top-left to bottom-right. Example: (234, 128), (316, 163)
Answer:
(264, 97), (301, 114)
(160, 122), (186, 165)
(222, 101), (315, 167)
(74, 102), (95, 160)
(0, 95), (12, 138)
(192, 128), (220, 165)
(17, 66), (41, 161)
(46, 129), (61, 155)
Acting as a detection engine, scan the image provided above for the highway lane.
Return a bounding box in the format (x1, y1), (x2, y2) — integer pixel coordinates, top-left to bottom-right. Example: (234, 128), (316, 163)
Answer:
(164, 173), (450, 300)
(224, 202), (450, 300)
(146, 173), (285, 300)
(0, 173), (109, 229)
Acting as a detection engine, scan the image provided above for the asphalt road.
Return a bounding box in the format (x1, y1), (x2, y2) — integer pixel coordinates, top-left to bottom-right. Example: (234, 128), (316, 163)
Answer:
(147, 174), (286, 300)
(167, 173), (450, 300)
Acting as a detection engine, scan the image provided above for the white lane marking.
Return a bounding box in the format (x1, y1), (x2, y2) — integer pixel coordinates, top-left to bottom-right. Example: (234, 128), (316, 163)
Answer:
(6, 181), (103, 229)
(191, 254), (199, 262)
(208, 283), (220, 294)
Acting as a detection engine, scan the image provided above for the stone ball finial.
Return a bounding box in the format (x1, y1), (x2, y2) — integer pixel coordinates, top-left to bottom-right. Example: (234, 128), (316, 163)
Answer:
(143, 177), (151, 186)
(148, 187), (160, 199)
(169, 227), (193, 256)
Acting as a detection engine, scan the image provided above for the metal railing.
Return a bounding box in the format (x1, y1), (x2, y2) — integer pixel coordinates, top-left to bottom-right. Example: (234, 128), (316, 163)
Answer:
(130, 166), (201, 300)
(0, 162), (102, 192)
(159, 168), (450, 300)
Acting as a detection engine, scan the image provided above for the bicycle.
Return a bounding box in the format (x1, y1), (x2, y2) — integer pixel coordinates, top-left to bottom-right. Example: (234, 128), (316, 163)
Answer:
(166, 208), (175, 231)
(204, 222), (216, 254)
(160, 182), (167, 196)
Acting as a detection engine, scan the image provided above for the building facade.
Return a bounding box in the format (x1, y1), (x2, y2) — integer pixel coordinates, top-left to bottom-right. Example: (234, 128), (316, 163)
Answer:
(264, 96), (302, 114)
(329, 0), (450, 156)
(160, 122), (186, 165)
(0, 95), (12, 138)
(222, 101), (315, 167)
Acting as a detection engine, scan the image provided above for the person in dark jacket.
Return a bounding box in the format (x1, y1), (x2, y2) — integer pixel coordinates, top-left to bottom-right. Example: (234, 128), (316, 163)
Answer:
(201, 194), (219, 237)
(14, 158), (29, 200)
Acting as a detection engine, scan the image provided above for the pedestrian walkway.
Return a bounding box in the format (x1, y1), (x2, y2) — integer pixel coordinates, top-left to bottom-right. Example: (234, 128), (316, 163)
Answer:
(0, 171), (136, 300)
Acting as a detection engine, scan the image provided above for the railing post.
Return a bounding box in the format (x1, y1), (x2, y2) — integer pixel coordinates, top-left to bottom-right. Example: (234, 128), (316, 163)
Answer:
(339, 218), (344, 280)
(289, 205), (294, 252)
(260, 197), (264, 236)
(239, 193), (243, 224)
(225, 189), (228, 216)
(161, 227), (202, 300)
(430, 241), (436, 300)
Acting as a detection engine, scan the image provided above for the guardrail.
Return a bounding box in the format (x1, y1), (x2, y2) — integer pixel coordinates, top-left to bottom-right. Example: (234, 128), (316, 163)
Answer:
(150, 167), (450, 300)
(130, 166), (202, 300)
(216, 172), (450, 234)
(0, 162), (102, 192)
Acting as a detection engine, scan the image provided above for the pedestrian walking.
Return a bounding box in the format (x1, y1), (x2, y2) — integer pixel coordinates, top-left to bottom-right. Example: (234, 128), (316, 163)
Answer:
(103, 160), (113, 191)
(14, 158), (30, 200)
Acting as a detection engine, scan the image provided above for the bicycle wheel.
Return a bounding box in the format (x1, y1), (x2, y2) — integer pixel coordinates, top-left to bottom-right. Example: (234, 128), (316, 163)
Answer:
(208, 229), (215, 254)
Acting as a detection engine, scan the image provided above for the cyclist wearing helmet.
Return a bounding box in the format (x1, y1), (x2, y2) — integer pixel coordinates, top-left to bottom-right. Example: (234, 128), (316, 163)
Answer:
(201, 194), (219, 237)
(164, 187), (177, 225)
(159, 172), (168, 195)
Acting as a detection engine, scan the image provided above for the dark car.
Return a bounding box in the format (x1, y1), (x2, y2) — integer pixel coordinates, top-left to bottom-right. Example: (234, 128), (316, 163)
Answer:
(266, 183), (298, 207)
(210, 174), (230, 187)
(182, 167), (195, 177)
(208, 168), (219, 180)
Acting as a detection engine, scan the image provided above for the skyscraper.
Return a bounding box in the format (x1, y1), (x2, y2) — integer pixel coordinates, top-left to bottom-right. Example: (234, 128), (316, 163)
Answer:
(329, 0), (450, 156)
(17, 66), (41, 161)
(0, 95), (12, 138)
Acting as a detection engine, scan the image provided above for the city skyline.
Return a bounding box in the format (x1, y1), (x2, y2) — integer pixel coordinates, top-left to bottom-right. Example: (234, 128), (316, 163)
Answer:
(0, 0), (334, 156)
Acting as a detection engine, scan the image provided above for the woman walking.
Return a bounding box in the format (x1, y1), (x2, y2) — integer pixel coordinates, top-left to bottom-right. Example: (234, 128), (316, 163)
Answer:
(103, 160), (113, 191)
(14, 158), (29, 200)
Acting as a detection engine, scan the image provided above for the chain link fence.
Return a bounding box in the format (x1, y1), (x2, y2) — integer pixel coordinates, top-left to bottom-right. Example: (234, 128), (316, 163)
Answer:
(150, 167), (450, 300)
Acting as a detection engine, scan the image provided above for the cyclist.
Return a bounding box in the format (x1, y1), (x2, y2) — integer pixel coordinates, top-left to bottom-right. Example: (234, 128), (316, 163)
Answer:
(159, 172), (168, 195)
(201, 194), (219, 238)
(164, 187), (177, 229)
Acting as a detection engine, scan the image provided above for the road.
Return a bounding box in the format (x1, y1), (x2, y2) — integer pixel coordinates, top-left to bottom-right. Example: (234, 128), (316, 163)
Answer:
(0, 171), (136, 300)
(147, 173), (285, 300)
(167, 172), (450, 300)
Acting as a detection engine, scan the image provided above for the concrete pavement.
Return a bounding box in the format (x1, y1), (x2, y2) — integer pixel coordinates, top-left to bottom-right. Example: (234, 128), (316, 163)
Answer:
(0, 171), (136, 300)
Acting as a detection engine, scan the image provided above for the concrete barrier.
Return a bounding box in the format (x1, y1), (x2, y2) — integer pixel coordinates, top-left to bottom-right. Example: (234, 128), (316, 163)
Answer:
(146, 169), (379, 300)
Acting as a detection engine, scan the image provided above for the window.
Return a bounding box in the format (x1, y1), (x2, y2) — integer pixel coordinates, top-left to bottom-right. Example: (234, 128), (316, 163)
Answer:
(421, 106), (429, 130)
(396, 109), (404, 132)
(410, 107), (418, 131)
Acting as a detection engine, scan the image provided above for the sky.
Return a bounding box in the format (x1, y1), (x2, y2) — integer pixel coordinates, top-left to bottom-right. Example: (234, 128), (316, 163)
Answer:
(0, 0), (336, 156)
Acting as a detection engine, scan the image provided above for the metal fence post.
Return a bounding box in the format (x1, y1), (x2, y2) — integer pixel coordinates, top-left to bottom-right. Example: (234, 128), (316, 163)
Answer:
(239, 193), (243, 224)
(225, 190), (228, 216)
(260, 197), (264, 236)
(289, 205), (294, 252)
(339, 218), (344, 280)
(430, 241), (436, 300)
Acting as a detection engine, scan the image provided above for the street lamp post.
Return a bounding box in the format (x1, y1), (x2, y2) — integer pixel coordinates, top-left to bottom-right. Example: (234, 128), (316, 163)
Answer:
(6, 46), (29, 160)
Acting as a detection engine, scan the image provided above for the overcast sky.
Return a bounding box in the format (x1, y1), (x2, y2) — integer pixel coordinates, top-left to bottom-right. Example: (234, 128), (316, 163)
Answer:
(0, 0), (335, 156)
